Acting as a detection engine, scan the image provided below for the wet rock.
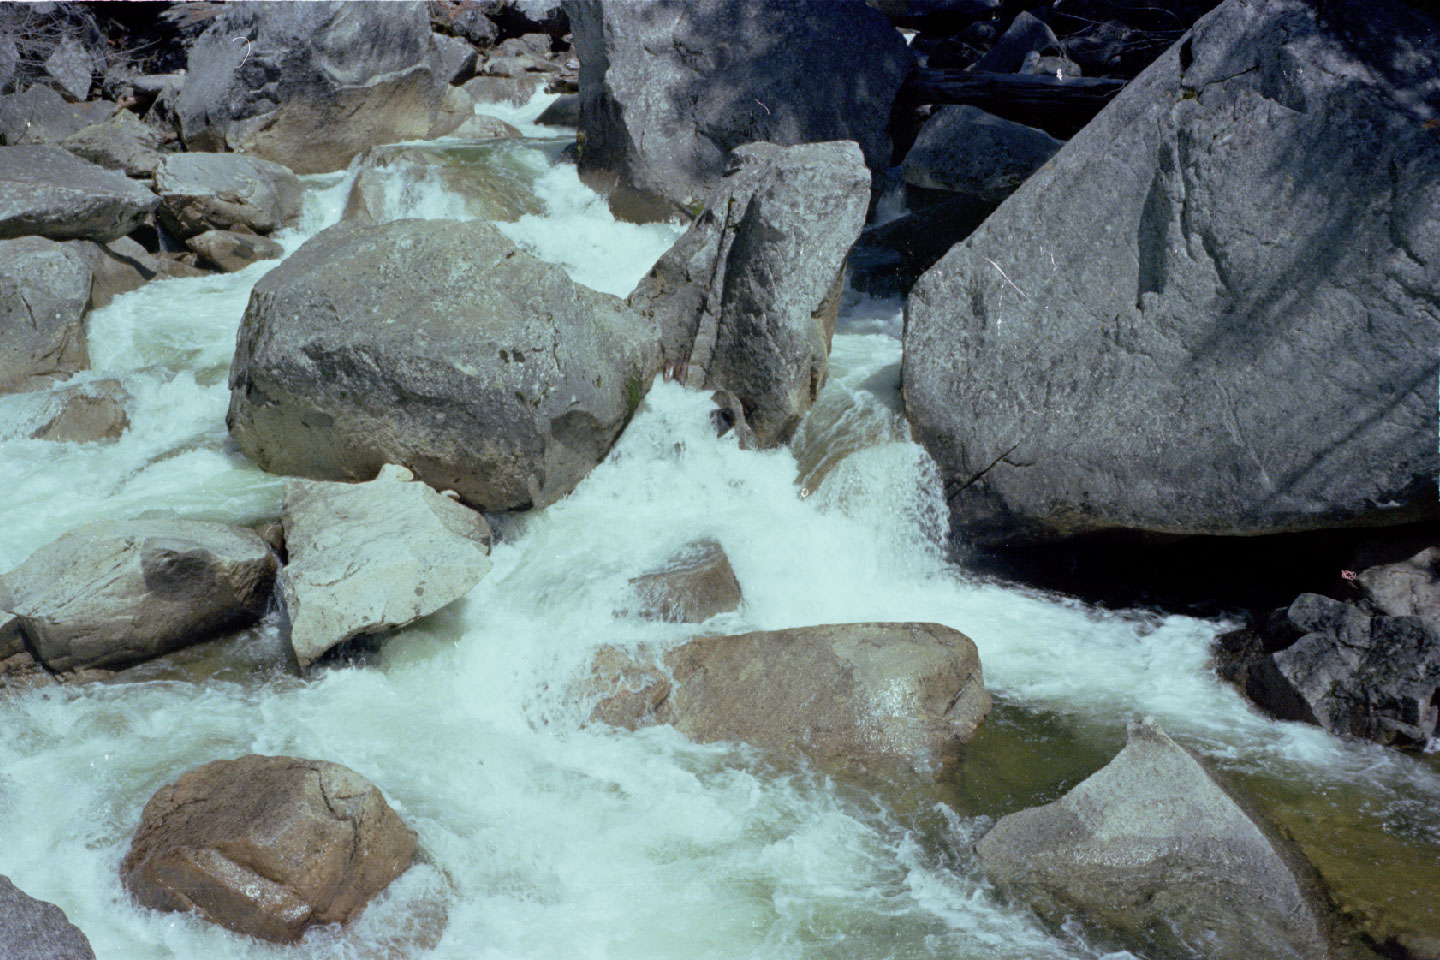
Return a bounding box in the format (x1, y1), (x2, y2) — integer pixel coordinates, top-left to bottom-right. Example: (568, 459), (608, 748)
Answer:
(281, 464), (492, 667)
(0, 236), (92, 393)
(227, 218), (659, 512)
(153, 153), (302, 239)
(122, 755), (416, 944)
(535, 92), (578, 126)
(0, 874), (96, 960)
(565, 0), (911, 220)
(591, 622), (991, 764)
(448, 113), (524, 139)
(341, 142), (539, 225)
(176, 2), (448, 174)
(29, 378), (130, 442)
(42, 37), (92, 101)
(186, 229), (284, 273)
(901, 106), (1062, 203)
(902, 0), (1440, 550)
(426, 84), (477, 139)
(60, 109), (164, 177)
(626, 540), (742, 623)
(462, 73), (544, 107)
(0, 518), (277, 672)
(0, 144), (157, 242)
(629, 141), (868, 447)
(0, 86), (111, 145)
(975, 720), (1332, 960)
(431, 32), (478, 85)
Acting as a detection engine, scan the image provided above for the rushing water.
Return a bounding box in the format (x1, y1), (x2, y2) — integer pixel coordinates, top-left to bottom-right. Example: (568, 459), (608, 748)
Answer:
(1, 96), (1436, 960)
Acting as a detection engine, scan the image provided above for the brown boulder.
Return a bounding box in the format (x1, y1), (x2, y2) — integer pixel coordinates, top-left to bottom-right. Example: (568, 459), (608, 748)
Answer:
(625, 540), (742, 623)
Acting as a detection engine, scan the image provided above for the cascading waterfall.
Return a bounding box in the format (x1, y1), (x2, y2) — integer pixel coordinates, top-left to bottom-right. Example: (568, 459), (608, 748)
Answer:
(1, 96), (1435, 960)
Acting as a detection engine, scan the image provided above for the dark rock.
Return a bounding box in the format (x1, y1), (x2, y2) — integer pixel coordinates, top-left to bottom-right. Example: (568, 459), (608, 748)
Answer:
(902, 0), (1440, 550)
(431, 32), (479, 85)
(61, 108), (165, 176)
(186, 229), (284, 272)
(122, 755), (416, 943)
(626, 540), (742, 622)
(848, 192), (997, 297)
(0, 236), (92, 393)
(975, 11), (1063, 72)
(1357, 546), (1440, 629)
(43, 37), (92, 101)
(0, 36), (17, 93)
(451, 6), (499, 47)
(975, 720), (1332, 960)
(154, 153), (302, 238)
(865, 0), (1001, 31)
(0, 874), (96, 960)
(227, 218), (659, 512)
(535, 92), (578, 126)
(628, 141), (869, 447)
(0, 88), (111, 145)
(901, 105), (1062, 201)
(0, 144), (157, 242)
(29, 378), (130, 442)
(565, 0), (912, 220)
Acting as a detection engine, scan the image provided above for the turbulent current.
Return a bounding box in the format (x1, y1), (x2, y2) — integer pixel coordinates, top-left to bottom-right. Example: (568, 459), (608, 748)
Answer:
(1, 95), (1436, 960)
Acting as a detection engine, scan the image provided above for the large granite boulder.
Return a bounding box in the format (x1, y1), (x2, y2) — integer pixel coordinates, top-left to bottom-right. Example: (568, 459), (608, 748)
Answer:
(0, 875), (96, 960)
(902, 0), (1440, 549)
(60, 110), (166, 177)
(176, 1), (448, 174)
(122, 755), (416, 943)
(565, 0), (911, 220)
(153, 153), (303, 239)
(0, 519), (277, 672)
(976, 720), (1332, 960)
(228, 218), (659, 512)
(0, 236), (92, 393)
(281, 464), (492, 667)
(0, 86), (111, 146)
(0, 145), (157, 242)
(625, 539), (742, 623)
(628, 141), (869, 446)
(591, 622), (991, 764)
(901, 106), (1063, 203)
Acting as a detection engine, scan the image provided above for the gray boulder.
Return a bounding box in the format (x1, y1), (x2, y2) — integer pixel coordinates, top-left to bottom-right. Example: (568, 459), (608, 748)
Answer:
(0, 145), (157, 242)
(43, 37), (92, 101)
(186, 229), (284, 272)
(1358, 546), (1440, 629)
(340, 143), (539, 225)
(176, 2), (448, 174)
(0, 86), (111, 145)
(974, 11), (1062, 73)
(0, 236), (92, 393)
(591, 622), (991, 764)
(902, 0), (1440, 549)
(629, 141), (869, 446)
(431, 32), (479, 85)
(0, 875), (96, 960)
(975, 720), (1331, 960)
(0, 519), (277, 672)
(60, 110), (165, 177)
(901, 106), (1063, 203)
(153, 153), (302, 239)
(565, 0), (911, 221)
(281, 464), (492, 667)
(626, 539), (742, 623)
(227, 218), (660, 512)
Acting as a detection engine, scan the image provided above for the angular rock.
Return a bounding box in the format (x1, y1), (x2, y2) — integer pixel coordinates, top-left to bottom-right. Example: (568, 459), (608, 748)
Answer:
(426, 84), (476, 140)
(1357, 546), (1440, 629)
(902, 0), (1440, 549)
(0, 519), (276, 672)
(0, 874), (96, 960)
(462, 73), (544, 107)
(0, 236), (92, 393)
(0, 86), (112, 145)
(186, 229), (284, 273)
(122, 755), (416, 944)
(43, 37), (92, 101)
(431, 32), (479, 85)
(626, 540), (742, 623)
(177, 2), (448, 174)
(281, 464), (492, 667)
(901, 106), (1063, 202)
(340, 142), (540, 225)
(629, 141), (869, 446)
(0, 36), (16, 93)
(153, 153), (302, 239)
(591, 622), (991, 763)
(60, 109), (165, 177)
(975, 11), (1062, 73)
(975, 720), (1331, 960)
(0, 145), (157, 242)
(29, 378), (130, 442)
(565, 0), (912, 220)
(228, 218), (659, 512)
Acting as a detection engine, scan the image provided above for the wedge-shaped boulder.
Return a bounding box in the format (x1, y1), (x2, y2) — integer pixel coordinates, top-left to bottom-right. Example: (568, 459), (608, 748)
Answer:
(0, 236), (92, 393)
(0, 875), (96, 960)
(629, 141), (869, 446)
(975, 720), (1332, 960)
(228, 218), (659, 512)
(281, 464), (492, 667)
(0, 145), (157, 242)
(122, 755), (416, 944)
(591, 622), (990, 763)
(0, 519), (276, 672)
(902, 0), (1440, 548)
(626, 539), (742, 623)
(154, 153), (302, 239)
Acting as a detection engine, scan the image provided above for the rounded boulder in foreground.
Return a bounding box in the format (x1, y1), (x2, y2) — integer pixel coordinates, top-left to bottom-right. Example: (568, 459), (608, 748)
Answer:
(121, 755), (416, 944)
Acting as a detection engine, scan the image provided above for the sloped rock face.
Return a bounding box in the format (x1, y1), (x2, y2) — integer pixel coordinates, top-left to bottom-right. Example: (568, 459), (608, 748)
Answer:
(122, 755), (416, 944)
(565, 0), (911, 220)
(0, 145), (157, 242)
(176, 1), (448, 174)
(626, 539), (742, 623)
(0, 875), (96, 960)
(0, 236), (92, 394)
(29, 378), (130, 442)
(227, 218), (659, 512)
(154, 153), (302, 238)
(976, 721), (1333, 960)
(902, 0), (1440, 549)
(60, 110), (165, 177)
(629, 141), (869, 446)
(281, 464), (492, 667)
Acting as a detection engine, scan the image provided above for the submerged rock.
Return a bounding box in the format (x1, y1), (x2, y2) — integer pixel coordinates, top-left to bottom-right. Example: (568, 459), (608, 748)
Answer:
(0, 236), (92, 394)
(0, 145), (157, 242)
(28, 378), (130, 443)
(0, 874), (96, 960)
(153, 153), (302, 239)
(122, 755), (416, 943)
(626, 539), (742, 623)
(281, 464), (492, 667)
(591, 622), (991, 764)
(975, 720), (1332, 960)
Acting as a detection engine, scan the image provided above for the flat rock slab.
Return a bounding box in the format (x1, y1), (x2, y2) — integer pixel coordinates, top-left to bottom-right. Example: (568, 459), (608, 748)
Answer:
(282, 464), (492, 667)
(0, 236), (93, 393)
(0, 144), (157, 242)
(626, 539), (742, 623)
(122, 755), (416, 943)
(153, 153), (302, 239)
(591, 622), (991, 765)
(976, 720), (1332, 960)
(0, 874), (96, 960)
(0, 86), (111, 146)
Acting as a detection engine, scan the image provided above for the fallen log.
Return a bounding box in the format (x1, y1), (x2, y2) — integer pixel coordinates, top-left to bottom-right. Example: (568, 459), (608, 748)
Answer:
(904, 69), (1127, 137)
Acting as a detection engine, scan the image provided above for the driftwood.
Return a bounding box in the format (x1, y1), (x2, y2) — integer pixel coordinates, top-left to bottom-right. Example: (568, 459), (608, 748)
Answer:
(905, 69), (1127, 137)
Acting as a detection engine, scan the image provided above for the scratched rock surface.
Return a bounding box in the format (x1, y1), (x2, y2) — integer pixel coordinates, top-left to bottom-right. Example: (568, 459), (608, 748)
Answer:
(902, 0), (1440, 549)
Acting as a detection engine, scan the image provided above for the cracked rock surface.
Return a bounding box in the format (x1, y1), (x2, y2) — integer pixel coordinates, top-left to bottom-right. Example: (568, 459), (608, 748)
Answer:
(122, 755), (416, 944)
(902, 0), (1440, 548)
